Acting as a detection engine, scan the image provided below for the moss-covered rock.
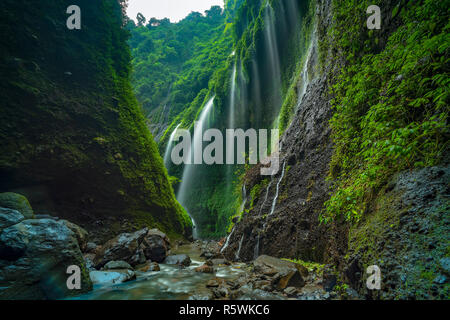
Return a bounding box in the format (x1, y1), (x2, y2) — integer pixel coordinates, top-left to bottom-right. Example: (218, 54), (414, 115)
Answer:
(0, 193), (34, 219)
(344, 166), (450, 300)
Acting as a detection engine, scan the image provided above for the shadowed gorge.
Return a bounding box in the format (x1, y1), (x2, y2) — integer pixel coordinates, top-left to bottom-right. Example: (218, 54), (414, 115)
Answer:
(0, 0), (448, 301)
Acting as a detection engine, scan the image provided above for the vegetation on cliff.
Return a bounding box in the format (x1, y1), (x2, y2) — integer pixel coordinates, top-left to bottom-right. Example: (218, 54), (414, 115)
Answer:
(0, 0), (191, 240)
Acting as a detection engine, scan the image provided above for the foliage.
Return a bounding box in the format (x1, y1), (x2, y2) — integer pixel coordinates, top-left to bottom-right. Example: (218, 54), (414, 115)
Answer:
(321, 0), (449, 223)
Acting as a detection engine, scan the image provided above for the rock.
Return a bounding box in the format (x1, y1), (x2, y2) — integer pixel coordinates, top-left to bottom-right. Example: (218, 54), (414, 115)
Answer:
(89, 270), (136, 285)
(85, 242), (98, 253)
(206, 279), (221, 288)
(200, 241), (222, 259)
(284, 287), (298, 297)
(103, 260), (133, 270)
(0, 219), (92, 299)
(253, 255), (307, 290)
(439, 257), (450, 275)
(433, 274), (447, 284)
(136, 261), (160, 272)
(165, 254), (191, 267)
(0, 207), (24, 231)
(130, 247), (146, 266)
(94, 228), (148, 268)
(84, 253), (96, 271)
(140, 228), (170, 263)
(195, 264), (214, 273)
(322, 265), (337, 292)
(60, 220), (88, 251)
(254, 255), (308, 277)
(211, 258), (229, 266)
(0, 193), (34, 219)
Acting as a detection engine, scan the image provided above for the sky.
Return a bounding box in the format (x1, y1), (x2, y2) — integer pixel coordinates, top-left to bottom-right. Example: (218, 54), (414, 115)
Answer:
(127, 0), (225, 23)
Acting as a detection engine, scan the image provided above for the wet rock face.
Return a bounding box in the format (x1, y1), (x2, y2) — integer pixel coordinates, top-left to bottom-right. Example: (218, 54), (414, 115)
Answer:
(165, 254), (191, 267)
(141, 229), (171, 263)
(345, 166), (450, 300)
(0, 208), (24, 232)
(0, 219), (92, 299)
(221, 0), (338, 264)
(223, 74), (334, 263)
(93, 228), (171, 268)
(93, 228), (149, 268)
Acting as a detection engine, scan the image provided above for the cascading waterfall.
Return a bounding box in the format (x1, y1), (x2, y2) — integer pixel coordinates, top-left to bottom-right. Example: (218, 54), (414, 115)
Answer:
(269, 161), (286, 216)
(220, 226), (236, 253)
(226, 65), (238, 193)
(228, 64), (237, 130)
(177, 96), (215, 238)
(253, 234), (260, 260)
(296, 27), (318, 111)
(238, 185), (247, 213)
(163, 124), (181, 168)
(235, 234), (244, 260)
(264, 3), (282, 115)
(258, 180), (273, 216)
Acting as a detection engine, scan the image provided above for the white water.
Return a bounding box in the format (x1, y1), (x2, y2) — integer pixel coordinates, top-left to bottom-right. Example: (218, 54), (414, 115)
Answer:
(177, 97), (215, 238)
(163, 124), (181, 168)
(235, 234), (245, 261)
(258, 180), (273, 216)
(228, 64), (237, 130)
(264, 4), (282, 113)
(269, 161), (286, 216)
(296, 27), (318, 111)
(220, 225), (235, 253)
(238, 185), (247, 213)
(253, 234), (260, 260)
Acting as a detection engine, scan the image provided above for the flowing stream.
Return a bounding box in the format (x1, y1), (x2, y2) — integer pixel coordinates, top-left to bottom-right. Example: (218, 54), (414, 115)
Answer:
(72, 244), (247, 300)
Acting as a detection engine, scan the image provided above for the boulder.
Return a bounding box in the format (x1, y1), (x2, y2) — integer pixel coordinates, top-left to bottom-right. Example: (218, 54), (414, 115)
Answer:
(200, 241), (222, 259)
(253, 255), (307, 290)
(0, 193), (34, 219)
(84, 253), (96, 271)
(85, 242), (98, 254)
(93, 228), (148, 268)
(136, 261), (160, 272)
(103, 260), (133, 271)
(140, 228), (170, 263)
(0, 219), (92, 299)
(195, 264), (214, 273)
(164, 254), (191, 267)
(89, 270), (136, 285)
(0, 207), (24, 231)
(60, 220), (88, 252)
(210, 258), (229, 266)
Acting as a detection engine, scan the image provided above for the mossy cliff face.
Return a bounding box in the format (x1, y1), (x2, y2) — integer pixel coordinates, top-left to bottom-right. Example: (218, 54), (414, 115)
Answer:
(0, 0), (191, 241)
(344, 166), (449, 300)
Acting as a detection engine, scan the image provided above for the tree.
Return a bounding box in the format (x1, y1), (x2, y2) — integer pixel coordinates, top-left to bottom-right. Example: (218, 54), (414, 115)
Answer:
(137, 12), (146, 26)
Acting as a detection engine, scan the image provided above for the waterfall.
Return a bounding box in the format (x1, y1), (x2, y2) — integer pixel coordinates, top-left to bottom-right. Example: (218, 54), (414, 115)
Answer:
(228, 64), (237, 130)
(258, 180), (273, 216)
(177, 96), (215, 238)
(264, 4), (282, 115)
(238, 185), (247, 213)
(269, 161), (286, 216)
(253, 234), (260, 260)
(226, 65), (238, 193)
(296, 27), (318, 111)
(163, 124), (181, 168)
(235, 234), (244, 261)
(220, 225), (235, 253)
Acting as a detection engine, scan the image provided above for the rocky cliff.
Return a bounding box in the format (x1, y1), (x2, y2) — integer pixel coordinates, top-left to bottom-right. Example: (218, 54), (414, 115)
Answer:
(223, 0), (449, 300)
(0, 0), (191, 241)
